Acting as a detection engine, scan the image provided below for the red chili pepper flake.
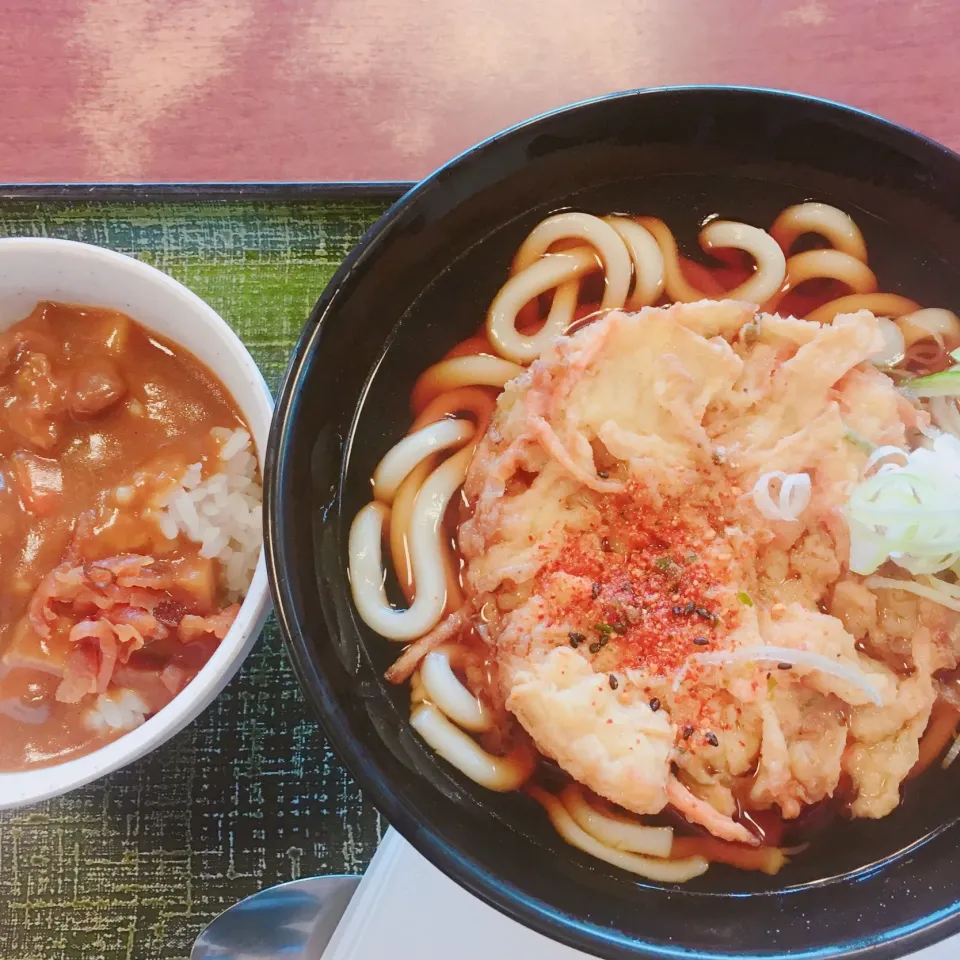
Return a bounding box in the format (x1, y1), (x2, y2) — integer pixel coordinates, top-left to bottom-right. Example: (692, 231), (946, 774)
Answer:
(532, 481), (736, 708)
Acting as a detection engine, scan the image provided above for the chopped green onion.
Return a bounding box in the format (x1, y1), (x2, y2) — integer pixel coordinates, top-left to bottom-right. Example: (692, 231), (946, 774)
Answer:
(675, 646), (884, 705)
(737, 591), (754, 606)
(654, 557), (673, 572)
(846, 433), (960, 575)
(593, 622), (614, 636)
(903, 369), (960, 398)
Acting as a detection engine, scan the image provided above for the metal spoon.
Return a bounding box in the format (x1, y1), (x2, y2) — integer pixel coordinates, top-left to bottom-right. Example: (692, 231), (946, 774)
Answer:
(190, 874), (361, 960)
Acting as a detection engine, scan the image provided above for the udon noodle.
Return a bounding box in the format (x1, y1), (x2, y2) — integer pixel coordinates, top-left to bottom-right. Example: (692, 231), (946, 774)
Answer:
(348, 201), (960, 881)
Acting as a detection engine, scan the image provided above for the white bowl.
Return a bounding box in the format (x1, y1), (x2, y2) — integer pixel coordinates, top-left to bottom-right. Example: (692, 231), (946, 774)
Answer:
(0, 237), (273, 808)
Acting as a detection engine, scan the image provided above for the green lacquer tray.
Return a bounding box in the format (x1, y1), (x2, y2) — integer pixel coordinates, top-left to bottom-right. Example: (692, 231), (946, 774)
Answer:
(0, 184), (410, 960)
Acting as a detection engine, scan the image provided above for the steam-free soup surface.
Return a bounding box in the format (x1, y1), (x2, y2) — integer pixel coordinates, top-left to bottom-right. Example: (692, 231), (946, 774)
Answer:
(0, 301), (249, 770)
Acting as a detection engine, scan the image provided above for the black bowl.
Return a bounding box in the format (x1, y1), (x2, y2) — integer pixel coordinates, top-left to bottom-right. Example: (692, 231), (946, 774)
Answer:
(265, 87), (960, 959)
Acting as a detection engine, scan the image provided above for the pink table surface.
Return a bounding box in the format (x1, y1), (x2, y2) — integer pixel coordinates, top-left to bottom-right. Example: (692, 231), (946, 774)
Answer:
(2, 0), (958, 184)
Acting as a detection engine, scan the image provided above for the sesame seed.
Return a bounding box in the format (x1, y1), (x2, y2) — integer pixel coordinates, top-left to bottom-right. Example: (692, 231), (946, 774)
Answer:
(705, 732), (719, 747)
(568, 632), (585, 648)
(682, 724), (694, 740)
(608, 674), (619, 690)
(649, 697), (661, 712)
(589, 641), (602, 654)
(777, 662), (793, 670)
(591, 583), (601, 599)
(692, 636), (709, 646)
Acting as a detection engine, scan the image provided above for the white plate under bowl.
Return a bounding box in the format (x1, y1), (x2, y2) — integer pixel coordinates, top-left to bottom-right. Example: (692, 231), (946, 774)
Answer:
(0, 237), (273, 809)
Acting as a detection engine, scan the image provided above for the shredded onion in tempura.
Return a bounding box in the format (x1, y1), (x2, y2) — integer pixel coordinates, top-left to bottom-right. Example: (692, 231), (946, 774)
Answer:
(866, 575), (960, 613)
(673, 645), (884, 706)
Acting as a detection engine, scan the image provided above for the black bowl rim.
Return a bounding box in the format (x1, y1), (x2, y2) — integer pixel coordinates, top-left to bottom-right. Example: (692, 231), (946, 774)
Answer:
(265, 84), (960, 959)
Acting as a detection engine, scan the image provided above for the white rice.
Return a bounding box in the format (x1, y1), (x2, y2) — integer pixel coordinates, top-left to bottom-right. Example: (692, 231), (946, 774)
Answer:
(153, 427), (263, 600)
(84, 688), (150, 733)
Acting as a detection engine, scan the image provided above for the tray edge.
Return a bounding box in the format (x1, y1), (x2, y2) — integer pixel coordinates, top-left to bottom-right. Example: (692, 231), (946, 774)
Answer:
(0, 182), (413, 202)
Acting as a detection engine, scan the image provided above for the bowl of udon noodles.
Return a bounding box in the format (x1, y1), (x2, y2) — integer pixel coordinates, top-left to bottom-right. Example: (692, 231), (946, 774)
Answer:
(267, 87), (960, 958)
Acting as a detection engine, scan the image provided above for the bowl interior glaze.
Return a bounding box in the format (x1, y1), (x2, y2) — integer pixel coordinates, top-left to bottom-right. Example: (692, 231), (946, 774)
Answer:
(267, 87), (960, 959)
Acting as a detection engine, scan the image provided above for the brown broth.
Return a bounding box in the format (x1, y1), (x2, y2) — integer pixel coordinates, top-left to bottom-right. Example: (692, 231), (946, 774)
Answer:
(0, 301), (250, 770)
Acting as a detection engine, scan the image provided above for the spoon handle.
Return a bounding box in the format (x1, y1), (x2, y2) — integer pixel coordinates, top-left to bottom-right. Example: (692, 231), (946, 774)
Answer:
(190, 874), (361, 960)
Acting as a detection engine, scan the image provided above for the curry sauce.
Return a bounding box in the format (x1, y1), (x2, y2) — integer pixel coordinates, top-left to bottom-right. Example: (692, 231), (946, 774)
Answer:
(0, 301), (252, 770)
